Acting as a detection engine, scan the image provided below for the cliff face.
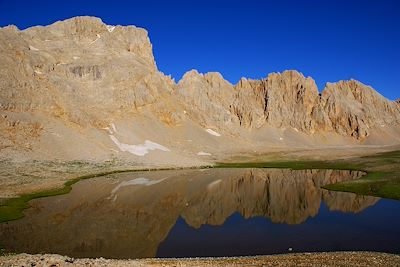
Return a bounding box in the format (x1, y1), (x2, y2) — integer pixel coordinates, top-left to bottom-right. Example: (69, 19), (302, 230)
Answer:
(0, 16), (399, 161)
(318, 81), (400, 138)
(176, 70), (237, 128)
(177, 69), (400, 139)
(0, 16), (172, 127)
(230, 71), (320, 130)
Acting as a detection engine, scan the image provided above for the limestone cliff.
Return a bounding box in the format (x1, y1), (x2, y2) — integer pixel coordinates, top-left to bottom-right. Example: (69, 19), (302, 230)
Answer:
(318, 80), (400, 138)
(0, 16), (399, 161)
(177, 69), (400, 140)
(0, 16), (171, 126)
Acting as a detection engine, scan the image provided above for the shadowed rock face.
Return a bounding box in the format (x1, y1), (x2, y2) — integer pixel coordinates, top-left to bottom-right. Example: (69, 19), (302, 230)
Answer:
(0, 168), (378, 259)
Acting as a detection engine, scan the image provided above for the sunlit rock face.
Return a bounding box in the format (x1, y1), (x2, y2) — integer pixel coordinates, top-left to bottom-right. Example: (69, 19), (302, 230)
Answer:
(177, 69), (400, 137)
(1, 16), (400, 162)
(228, 71), (319, 130)
(0, 168), (378, 258)
(317, 80), (400, 138)
(0, 16), (172, 126)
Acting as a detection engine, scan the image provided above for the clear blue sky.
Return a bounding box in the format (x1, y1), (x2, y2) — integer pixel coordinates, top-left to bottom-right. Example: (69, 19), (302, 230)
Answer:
(0, 0), (399, 100)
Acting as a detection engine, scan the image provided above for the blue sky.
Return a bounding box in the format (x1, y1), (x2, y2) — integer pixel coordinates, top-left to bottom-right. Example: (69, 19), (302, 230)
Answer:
(0, 0), (399, 100)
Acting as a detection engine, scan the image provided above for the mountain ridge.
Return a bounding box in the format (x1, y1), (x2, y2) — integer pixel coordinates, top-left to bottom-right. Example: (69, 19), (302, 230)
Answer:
(0, 16), (399, 163)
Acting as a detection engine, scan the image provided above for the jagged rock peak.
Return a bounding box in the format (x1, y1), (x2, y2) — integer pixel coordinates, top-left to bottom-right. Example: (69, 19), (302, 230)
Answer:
(22, 16), (141, 35)
(0, 25), (19, 31)
(1, 16), (156, 68)
(268, 69), (308, 79)
(323, 79), (384, 98)
(179, 69), (203, 82)
(179, 69), (233, 87)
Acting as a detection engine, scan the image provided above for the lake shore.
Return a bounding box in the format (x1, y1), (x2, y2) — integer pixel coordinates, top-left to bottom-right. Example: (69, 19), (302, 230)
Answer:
(1, 145), (400, 223)
(1, 145), (398, 198)
(1, 252), (399, 267)
(1, 147), (400, 265)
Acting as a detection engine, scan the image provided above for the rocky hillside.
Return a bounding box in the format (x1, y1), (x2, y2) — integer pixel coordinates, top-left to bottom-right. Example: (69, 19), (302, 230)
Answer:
(0, 16), (399, 163)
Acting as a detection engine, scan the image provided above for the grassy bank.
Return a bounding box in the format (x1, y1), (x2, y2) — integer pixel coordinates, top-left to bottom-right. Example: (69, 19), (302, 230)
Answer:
(1, 150), (399, 223)
(217, 150), (400, 200)
(0, 166), (209, 223)
(0, 169), (137, 223)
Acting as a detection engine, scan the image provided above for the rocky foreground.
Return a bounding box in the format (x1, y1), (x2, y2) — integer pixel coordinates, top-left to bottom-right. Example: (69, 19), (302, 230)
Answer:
(1, 252), (399, 267)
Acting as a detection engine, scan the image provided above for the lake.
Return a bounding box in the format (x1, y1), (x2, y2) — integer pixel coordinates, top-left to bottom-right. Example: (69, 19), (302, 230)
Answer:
(1, 168), (399, 259)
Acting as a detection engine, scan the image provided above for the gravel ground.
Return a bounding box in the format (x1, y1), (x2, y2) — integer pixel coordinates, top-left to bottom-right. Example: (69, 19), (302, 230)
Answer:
(1, 252), (399, 267)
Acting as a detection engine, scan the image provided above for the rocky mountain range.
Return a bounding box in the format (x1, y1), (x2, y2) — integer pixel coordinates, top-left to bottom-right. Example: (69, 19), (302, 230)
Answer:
(1, 16), (399, 164)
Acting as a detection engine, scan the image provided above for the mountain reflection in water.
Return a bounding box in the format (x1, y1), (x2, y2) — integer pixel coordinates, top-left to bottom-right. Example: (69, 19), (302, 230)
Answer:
(0, 168), (382, 258)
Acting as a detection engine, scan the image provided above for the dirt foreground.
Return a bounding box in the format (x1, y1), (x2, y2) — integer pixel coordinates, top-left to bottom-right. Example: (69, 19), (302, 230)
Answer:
(1, 252), (399, 267)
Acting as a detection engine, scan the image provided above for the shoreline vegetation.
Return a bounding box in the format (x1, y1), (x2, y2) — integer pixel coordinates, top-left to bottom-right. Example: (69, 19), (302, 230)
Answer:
(0, 165), (211, 223)
(0, 150), (399, 224)
(217, 149), (400, 200)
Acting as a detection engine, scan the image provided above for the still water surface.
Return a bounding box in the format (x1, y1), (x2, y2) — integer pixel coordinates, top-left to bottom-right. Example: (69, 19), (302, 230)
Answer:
(1, 168), (399, 259)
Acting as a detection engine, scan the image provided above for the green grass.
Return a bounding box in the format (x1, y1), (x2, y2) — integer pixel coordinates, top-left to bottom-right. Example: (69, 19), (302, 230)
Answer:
(216, 160), (362, 171)
(1, 150), (399, 223)
(0, 170), (134, 223)
(324, 171), (400, 200)
(217, 149), (400, 201)
(324, 150), (400, 200)
(0, 166), (212, 223)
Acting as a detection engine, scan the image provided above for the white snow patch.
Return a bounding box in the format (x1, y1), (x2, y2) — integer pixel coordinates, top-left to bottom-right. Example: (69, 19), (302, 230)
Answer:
(102, 127), (112, 134)
(110, 123), (117, 133)
(293, 127), (299, 132)
(73, 56), (80, 60)
(381, 124), (385, 127)
(102, 123), (117, 134)
(197, 151), (212, 156)
(106, 25), (116, 32)
(29, 45), (39, 51)
(207, 179), (221, 189)
(110, 135), (170, 156)
(34, 70), (43, 75)
(206, 129), (221, 137)
(44, 39), (51, 42)
(183, 110), (187, 114)
(110, 177), (166, 201)
(279, 137), (283, 141)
